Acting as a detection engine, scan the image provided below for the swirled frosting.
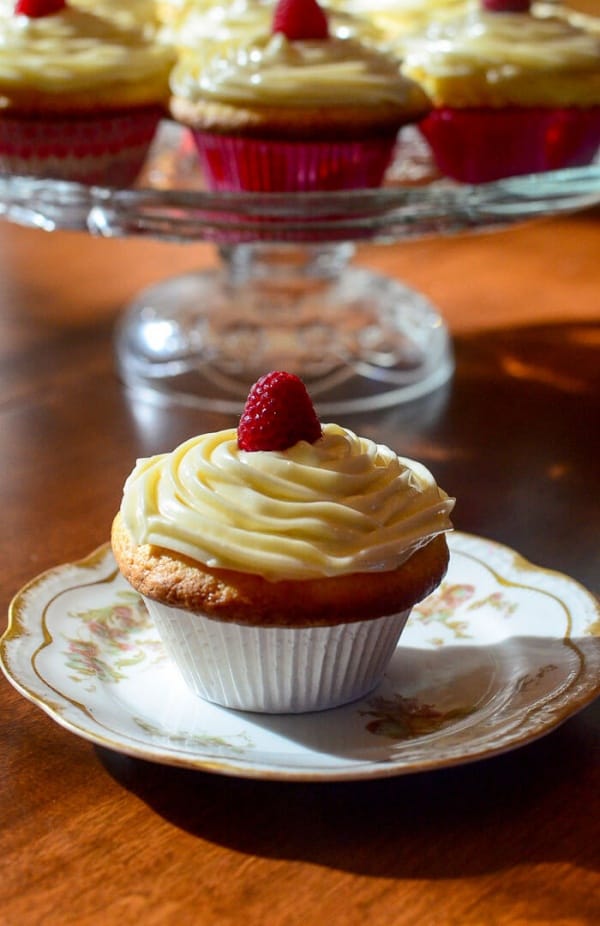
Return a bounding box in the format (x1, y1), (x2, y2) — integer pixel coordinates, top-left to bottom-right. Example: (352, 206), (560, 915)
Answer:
(160, 0), (384, 52)
(120, 424), (454, 582)
(159, 0), (273, 50)
(332, 0), (470, 44)
(0, 3), (173, 99)
(404, 9), (600, 77)
(170, 31), (413, 107)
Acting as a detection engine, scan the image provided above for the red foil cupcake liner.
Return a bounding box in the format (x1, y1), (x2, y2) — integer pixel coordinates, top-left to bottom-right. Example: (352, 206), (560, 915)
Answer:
(0, 108), (163, 186)
(418, 106), (600, 183)
(191, 131), (398, 192)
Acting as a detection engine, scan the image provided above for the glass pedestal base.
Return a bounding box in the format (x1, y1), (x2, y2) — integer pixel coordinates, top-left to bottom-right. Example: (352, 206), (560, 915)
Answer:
(115, 243), (453, 415)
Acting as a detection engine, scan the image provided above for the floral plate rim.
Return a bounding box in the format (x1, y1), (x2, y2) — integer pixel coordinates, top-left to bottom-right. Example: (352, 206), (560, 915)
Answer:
(1, 531), (599, 782)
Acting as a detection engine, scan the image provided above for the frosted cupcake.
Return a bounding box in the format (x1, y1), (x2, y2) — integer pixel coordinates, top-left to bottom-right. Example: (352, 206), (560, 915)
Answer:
(168, 0), (430, 191)
(329, 0), (470, 55)
(111, 371), (454, 714)
(70, 0), (160, 32)
(0, 0), (175, 185)
(403, 0), (600, 182)
(160, 0), (384, 54)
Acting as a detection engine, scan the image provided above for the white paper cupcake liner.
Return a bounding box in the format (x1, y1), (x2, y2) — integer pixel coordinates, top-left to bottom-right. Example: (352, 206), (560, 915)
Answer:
(144, 598), (411, 714)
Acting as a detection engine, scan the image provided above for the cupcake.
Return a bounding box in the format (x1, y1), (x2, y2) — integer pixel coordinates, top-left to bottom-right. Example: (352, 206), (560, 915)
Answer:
(168, 0), (430, 191)
(160, 0), (385, 55)
(111, 371), (454, 714)
(0, 0), (175, 185)
(402, 0), (600, 183)
(70, 0), (160, 32)
(329, 0), (470, 55)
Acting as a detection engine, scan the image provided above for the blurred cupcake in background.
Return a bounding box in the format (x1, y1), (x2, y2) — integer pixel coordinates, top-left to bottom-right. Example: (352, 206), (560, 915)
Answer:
(0, 0), (174, 185)
(327, 0), (471, 55)
(534, 1), (600, 37)
(71, 0), (160, 32)
(168, 0), (430, 191)
(402, 0), (600, 182)
(159, 0), (273, 53)
(159, 0), (385, 56)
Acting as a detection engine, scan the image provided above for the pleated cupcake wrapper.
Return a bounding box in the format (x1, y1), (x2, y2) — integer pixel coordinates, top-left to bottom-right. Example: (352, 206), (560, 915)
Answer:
(419, 106), (600, 183)
(191, 131), (397, 192)
(0, 108), (163, 186)
(145, 598), (411, 714)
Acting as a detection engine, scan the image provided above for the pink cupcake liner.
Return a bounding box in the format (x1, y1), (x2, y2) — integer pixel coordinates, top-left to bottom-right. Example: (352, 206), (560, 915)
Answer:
(191, 131), (398, 192)
(418, 106), (600, 183)
(0, 108), (163, 186)
(145, 597), (412, 714)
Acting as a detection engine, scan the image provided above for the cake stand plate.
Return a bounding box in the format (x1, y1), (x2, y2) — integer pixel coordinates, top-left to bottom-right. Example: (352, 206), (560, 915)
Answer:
(1, 124), (599, 412)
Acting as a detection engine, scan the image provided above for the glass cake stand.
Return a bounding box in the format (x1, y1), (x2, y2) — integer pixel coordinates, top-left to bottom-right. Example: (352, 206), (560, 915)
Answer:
(1, 123), (598, 413)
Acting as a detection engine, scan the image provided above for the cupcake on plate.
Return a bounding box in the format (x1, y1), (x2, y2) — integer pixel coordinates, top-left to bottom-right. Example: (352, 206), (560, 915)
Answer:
(0, 0), (175, 185)
(402, 0), (600, 182)
(111, 371), (455, 714)
(168, 0), (430, 191)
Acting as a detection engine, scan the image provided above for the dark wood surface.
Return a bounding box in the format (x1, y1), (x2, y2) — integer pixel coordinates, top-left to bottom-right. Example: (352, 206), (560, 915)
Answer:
(0, 209), (598, 925)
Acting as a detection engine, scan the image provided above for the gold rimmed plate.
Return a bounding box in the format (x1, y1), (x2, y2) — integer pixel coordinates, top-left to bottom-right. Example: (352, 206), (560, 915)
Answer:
(1, 532), (599, 781)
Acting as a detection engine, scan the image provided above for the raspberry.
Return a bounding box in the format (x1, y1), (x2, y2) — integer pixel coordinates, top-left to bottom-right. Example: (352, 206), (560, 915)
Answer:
(481, 0), (530, 11)
(272, 0), (329, 41)
(15, 0), (66, 16)
(238, 371), (322, 452)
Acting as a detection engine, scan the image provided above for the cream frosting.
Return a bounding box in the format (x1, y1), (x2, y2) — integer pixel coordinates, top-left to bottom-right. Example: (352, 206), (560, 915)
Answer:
(403, 9), (600, 77)
(120, 423), (454, 582)
(159, 0), (273, 50)
(170, 30), (413, 107)
(0, 3), (173, 95)
(72, 0), (159, 32)
(333, 0), (470, 42)
(160, 0), (384, 51)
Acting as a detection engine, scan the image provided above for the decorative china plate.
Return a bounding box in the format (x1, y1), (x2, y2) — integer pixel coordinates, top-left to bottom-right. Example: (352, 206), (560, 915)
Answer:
(2, 532), (599, 781)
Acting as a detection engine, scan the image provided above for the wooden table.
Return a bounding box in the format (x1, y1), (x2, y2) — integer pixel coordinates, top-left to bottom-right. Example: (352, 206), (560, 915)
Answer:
(0, 203), (598, 925)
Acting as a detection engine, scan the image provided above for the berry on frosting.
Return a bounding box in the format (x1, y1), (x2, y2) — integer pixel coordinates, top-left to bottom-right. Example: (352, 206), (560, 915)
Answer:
(238, 371), (322, 452)
(14, 0), (66, 16)
(481, 0), (530, 11)
(272, 0), (329, 41)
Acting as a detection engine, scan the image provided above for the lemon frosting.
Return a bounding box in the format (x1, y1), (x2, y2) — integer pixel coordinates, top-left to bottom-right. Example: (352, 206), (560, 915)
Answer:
(71, 0), (159, 33)
(0, 3), (173, 98)
(170, 31), (413, 107)
(403, 9), (600, 77)
(159, 0), (273, 50)
(332, 0), (470, 44)
(120, 423), (454, 582)
(160, 0), (384, 52)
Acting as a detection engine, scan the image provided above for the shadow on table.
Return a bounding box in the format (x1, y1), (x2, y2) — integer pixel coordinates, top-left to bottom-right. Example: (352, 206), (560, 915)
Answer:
(97, 656), (600, 882)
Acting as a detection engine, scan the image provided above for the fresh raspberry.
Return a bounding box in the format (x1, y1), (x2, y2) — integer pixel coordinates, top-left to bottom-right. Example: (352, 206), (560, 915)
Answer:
(481, 0), (530, 11)
(238, 371), (322, 452)
(15, 0), (66, 16)
(272, 0), (329, 41)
